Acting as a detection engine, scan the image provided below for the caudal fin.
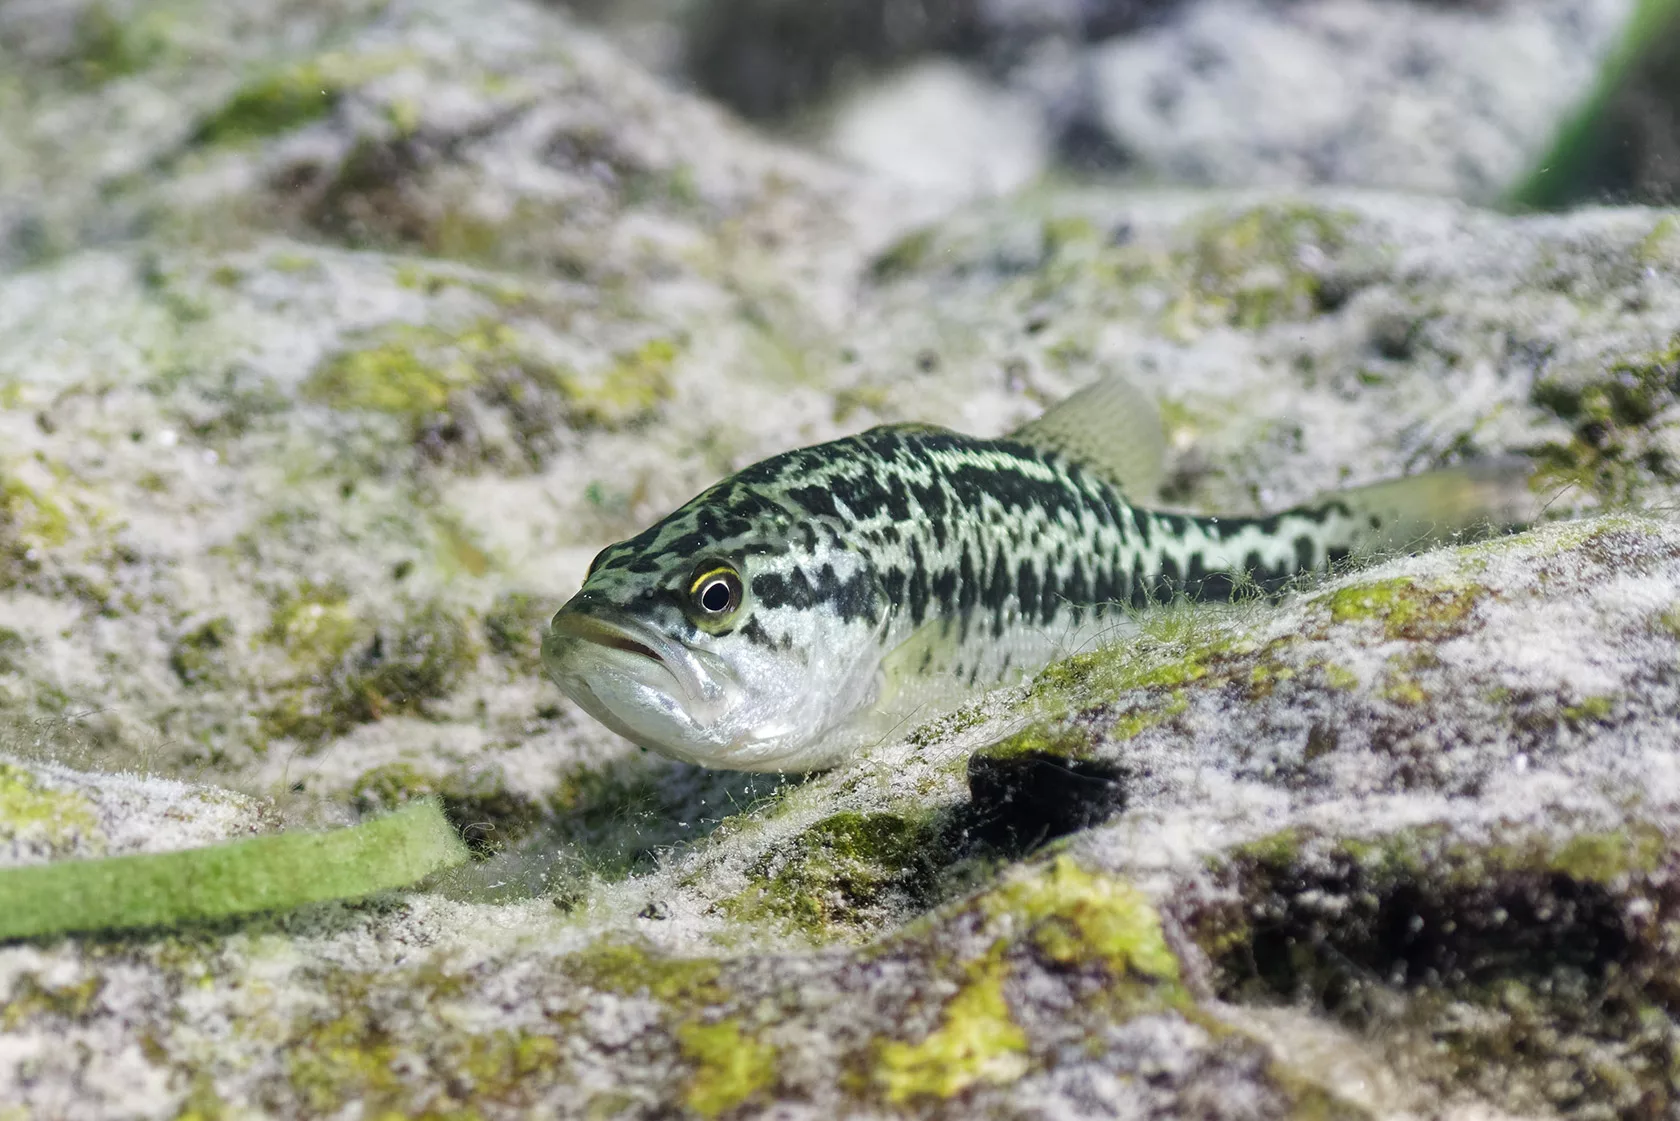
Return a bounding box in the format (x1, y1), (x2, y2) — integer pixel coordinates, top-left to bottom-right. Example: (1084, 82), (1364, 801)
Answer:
(1321, 456), (1538, 558)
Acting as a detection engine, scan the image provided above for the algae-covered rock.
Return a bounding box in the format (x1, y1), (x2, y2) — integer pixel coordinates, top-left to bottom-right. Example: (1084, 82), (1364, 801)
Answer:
(7, 0), (1680, 1117)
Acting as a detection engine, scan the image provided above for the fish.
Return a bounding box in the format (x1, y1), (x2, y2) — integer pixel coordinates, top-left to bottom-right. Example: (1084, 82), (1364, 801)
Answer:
(542, 376), (1534, 772)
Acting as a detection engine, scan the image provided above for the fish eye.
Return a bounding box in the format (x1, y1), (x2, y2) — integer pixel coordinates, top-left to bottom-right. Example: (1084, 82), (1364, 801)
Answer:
(689, 564), (743, 616)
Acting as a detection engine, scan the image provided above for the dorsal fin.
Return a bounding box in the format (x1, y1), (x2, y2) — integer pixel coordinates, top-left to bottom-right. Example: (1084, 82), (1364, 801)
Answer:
(1007, 374), (1167, 499)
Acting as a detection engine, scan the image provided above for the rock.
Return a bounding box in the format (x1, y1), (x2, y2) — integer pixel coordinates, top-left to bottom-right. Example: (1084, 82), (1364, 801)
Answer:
(575, 0), (1652, 201)
(822, 59), (1052, 208)
(1087, 0), (1633, 196)
(5, 0), (1680, 1115)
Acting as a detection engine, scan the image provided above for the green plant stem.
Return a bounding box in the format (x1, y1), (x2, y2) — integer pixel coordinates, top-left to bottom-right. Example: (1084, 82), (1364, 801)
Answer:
(0, 798), (468, 940)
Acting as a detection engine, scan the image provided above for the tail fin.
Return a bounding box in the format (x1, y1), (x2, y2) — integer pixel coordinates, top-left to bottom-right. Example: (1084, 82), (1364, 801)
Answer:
(1320, 456), (1537, 558)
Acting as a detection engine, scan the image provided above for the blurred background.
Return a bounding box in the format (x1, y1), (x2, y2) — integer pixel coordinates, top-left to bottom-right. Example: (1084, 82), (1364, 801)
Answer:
(555, 0), (1680, 210)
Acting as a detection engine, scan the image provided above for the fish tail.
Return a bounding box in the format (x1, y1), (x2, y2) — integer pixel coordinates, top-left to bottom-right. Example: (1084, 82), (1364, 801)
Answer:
(1149, 457), (1535, 602)
(1316, 455), (1537, 559)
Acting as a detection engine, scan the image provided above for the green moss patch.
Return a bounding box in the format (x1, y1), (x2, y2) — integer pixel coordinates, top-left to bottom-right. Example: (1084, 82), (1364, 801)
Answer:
(1198, 821), (1680, 1118)
(723, 811), (944, 941)
(0, 799), (467, 940)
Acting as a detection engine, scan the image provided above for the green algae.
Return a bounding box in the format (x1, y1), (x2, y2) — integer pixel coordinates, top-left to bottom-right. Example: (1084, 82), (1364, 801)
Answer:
(975, 723), (1096, 762)
(168, 617), (235, 688)
(1326, 576), (1486, 641)
(873, 856), (1183, 1102)
(563, 936), (727, 1006)
(0, 799), (467, 940)
(1530, 333), (1680, 503)
(0, 473), (71, 557)
(677, 1019), (778, 1117)
(192, 53), (406, 148)
(0, 764), (100, 856)
(305, 331), (475, 416)
(1029, 624), (1231, 712)
(0, 972), (105, 1030)
(264, 583), (359, 665)
(282, 963), (567, 1116)
(873, 954), (1029, 1103)
(66, 4), (170, 86)
(305, 322), (673, 461)
(868, 227), (937, 282)
(0, 627), (22, 675)
(1559, 694), (1616, 726)
(1546, 826), (1667, 884)
(263, 599), (474, 744)
(484, 591), (553, 673)
(1171, 203), (1354, 332)
(721, 811), (940, 941)
(194, 65), (341, 147)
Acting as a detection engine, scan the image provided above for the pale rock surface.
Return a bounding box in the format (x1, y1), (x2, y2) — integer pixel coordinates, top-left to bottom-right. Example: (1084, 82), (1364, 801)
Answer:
(2, 0), (1680, 1117)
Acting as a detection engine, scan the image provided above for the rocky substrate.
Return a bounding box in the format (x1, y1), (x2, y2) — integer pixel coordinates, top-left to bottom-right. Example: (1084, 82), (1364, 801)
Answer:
(5, 0), (1680, 1117)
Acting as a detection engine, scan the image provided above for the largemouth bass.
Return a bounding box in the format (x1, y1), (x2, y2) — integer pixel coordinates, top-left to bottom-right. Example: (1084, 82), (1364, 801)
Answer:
(542, 377), (1532, 771)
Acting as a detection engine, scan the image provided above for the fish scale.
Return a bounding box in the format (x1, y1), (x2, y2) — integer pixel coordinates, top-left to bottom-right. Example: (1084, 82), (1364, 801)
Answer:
(544, 376), (1534, 771)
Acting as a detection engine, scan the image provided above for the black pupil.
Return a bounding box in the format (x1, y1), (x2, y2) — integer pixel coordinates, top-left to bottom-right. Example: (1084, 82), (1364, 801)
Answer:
(700, 578), (733, 613)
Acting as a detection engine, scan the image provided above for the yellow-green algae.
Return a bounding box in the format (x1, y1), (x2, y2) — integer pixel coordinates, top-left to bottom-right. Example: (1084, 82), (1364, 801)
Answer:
(873, 855), (1185, 1102)
(283, 964), (566, 1116)
(1325, 576), (1487, 641)
(305, 321), (676, 439)
(982, 855), (1182, 985)
(562, 935), (727, 1006)
(677, 1019), (778, 1117)
(0, 762), (100, 857)
(874, 954), (1029, 1103)
(975, 723), (1097, 762)
(264, 583), (359, 665)
(1559, 694), (1616, 726)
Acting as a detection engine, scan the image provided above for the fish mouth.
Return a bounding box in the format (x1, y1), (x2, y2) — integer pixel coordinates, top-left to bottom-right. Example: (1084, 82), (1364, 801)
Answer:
(543, 601), (733, 717)
(550, 612), (664, 664)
